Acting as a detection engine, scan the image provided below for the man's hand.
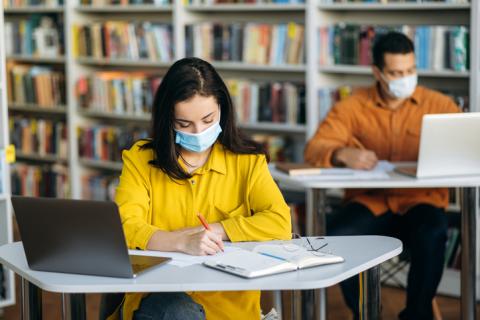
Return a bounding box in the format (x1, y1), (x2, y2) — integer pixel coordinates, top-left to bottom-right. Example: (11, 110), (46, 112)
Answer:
(332, 147), (378, 170)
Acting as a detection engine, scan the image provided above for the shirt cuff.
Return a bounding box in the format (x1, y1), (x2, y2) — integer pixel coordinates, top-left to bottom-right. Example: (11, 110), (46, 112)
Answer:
(133, 224), (161, 250)
(220, 217), (245, 242)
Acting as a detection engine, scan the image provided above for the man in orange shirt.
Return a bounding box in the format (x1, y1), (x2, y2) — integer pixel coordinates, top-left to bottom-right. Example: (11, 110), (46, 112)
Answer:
(305, 32), (460, 320)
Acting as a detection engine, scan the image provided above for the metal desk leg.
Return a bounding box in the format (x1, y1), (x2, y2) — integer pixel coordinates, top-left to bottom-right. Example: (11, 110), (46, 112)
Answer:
(272, 291), (282, 319)
(71, 294), (87, 320)
(307, 189), (327, 320)
(359, 266), (381, 320)
(21, 278), (42, 320)
(61, 293), (86, 320)
(461, 187), (477, 320)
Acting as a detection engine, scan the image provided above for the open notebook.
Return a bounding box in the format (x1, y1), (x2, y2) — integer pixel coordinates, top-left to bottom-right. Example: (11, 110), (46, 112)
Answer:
(203, 243), (344, 278)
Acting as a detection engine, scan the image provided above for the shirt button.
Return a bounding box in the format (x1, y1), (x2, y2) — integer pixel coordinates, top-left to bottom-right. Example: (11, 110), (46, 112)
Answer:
(191, 180), (195, 185)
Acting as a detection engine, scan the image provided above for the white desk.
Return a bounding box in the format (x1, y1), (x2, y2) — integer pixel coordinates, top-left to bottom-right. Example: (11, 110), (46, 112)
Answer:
(0, 236), (401, 320)
(270, 166), (480, 320)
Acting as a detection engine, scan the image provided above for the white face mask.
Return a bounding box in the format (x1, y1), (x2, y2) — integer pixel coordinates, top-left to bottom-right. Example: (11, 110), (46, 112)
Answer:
(380, 73), (417, 99)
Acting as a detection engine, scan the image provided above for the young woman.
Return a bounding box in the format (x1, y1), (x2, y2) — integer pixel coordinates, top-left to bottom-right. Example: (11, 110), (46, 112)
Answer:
(114, 57), (292, 320)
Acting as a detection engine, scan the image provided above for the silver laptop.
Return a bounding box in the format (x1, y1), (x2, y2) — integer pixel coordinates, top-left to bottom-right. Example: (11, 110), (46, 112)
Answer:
(395, 112), (480, 178)
(11, 196), (171, 278)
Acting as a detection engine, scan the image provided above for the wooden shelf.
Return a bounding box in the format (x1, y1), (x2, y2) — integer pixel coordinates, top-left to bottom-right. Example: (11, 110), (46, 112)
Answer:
(4, 6), (64, 13)
(75, 4), (172, 12)
(9, 103), (67, 114)
(6, 55), (66, 64)
(16, 152), (68, 163)
(76, 57), (172, 67)
(79, 110), (150, 122)
(79, 158), (123, 171)
(186, 4), (306, 11)
(318, 65), (470, 78)
(318, 3), (470, 11)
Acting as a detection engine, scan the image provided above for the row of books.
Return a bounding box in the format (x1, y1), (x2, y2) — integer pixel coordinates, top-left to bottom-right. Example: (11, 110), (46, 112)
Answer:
(11, 163), (69, 198)
(318, 86), (470, 121)
(3, 0), (62, 8)
(76, 72), (162, 116)
(73, 22), (173, 62)
(5, 15), (63, 58)
(226, 79), (305, 125)
(9, 116), (68, 158)
(7, 63), (66, 108)
(250, 133), (302, 162)
(185, 22), (305, 65)
(82, 173), (119, 201)
(79, 0), (169, 5)
(78, 126), (149, 162)
(319, 24), (469, 72)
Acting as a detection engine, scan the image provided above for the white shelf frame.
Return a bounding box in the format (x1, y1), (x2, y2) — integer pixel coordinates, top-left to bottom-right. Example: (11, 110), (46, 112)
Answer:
(75, 4), (172, 12)
(238, 122), (307, 134)
(4, 6), (64, 13)
(79, 110), (150, 122)
(8, 103), (67, 114)
(0, 0), (15, 310)
(79, 158), (123, 171)
(317, 3), (471, 11)
(15, 152), (68, 163)
(6, 55), (66, 64)
(186, 4), (306, 12)
(317, 65), (470, 78)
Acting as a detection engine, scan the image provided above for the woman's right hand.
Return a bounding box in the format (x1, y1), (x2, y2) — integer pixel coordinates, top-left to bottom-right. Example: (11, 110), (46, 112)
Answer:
(177, 229), (224, 256)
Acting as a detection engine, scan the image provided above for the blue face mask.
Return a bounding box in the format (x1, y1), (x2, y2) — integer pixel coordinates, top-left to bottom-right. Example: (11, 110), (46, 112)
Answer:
(174, 121), (222, 153)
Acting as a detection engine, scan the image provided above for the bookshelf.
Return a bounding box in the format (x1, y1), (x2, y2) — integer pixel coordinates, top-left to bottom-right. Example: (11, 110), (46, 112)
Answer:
(0, 0), (15, 311)
(1, 0), (478, 301)
(4, 0), (69, 199)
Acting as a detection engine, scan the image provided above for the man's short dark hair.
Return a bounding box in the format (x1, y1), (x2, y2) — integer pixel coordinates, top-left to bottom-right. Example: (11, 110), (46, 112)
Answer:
(372, 32), (415, 70)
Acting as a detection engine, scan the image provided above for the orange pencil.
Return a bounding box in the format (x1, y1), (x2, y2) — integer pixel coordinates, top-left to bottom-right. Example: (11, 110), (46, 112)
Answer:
(197, 212), (211, 231)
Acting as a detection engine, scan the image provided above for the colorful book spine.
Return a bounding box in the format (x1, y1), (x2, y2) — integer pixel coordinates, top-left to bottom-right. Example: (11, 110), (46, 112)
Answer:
(4, 15), (63, 57)
(81, 173), (119, 201)
(9, 116), (68, 158)
(76, 72), (161, 116)
(78, 125), (149, 162)
(7, 63), (66, 107)
(10, 163), (69, 198)
(318, 24), (469, 72)
(73, 22), (173, 62)
(226, 79), (305, 125)
(185, 22), (305, 65)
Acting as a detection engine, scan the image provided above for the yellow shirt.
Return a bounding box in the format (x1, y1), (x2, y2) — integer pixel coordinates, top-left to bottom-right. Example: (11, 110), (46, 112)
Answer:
(114, 141), (292, 320)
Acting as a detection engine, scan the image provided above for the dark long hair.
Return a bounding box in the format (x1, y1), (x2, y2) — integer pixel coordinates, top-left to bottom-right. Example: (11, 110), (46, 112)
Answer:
(141, 57), (267, 180)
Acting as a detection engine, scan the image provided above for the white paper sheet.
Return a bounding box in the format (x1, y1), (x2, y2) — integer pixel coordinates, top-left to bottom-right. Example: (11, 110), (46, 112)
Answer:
(129, 245), (243, 268)
(292, 160), (394, 181)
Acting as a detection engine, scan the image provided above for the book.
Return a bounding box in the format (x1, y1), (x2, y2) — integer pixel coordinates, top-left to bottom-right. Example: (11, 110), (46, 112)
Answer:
(318, 24), (469, 72)
(203, 243), (344, 278)
(275, 162), (322, 176)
